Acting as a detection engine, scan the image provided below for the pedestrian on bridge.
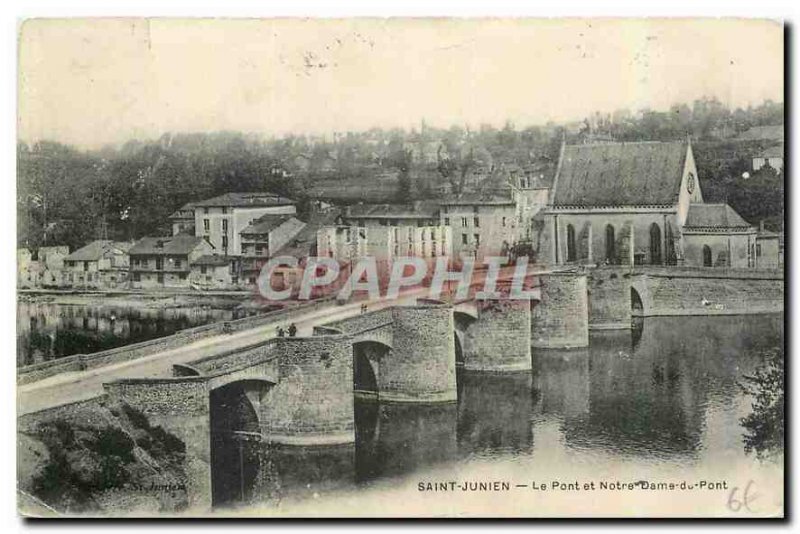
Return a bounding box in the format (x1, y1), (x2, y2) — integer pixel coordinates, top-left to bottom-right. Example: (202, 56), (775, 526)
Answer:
(277, 326), (285, 337)
(288, 323), (297, 337)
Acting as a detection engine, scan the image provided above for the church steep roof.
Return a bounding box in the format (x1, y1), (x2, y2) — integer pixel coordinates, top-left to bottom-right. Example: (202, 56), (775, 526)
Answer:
(551, 141), (688, 208)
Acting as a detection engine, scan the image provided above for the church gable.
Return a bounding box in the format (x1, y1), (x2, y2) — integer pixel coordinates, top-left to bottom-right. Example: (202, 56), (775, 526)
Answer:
(551, 140), (689, 208)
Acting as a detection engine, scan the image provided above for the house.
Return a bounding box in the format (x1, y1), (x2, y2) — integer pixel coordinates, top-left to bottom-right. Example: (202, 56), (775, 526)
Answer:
(128, 236), (215, 289)
(341, 201), (441, 228)
(17, 248), (35, 288)
(168, 202), (196, 236)
(541, 139), (758, 268)
(37, 246), (70, 287)
(239, 215), (306, 258)
(440, 190), (519, 261)
(238, 214), (306, 286)
(752, 143), (784, 173)
(189, 254), (235, 290)
(191, 192), (296, 256)
(754, 222), (782, 270)
(62, 240), (133, 289)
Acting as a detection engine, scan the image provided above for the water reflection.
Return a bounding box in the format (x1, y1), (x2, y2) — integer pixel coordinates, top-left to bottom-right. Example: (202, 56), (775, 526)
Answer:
(17, 300), (242, 366)
(205, 314), (783, 509)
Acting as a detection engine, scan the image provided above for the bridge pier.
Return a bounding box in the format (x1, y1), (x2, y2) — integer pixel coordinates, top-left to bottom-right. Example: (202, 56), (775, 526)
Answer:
(587, 267), (632, 330)
(377, 306), (457, 402)
(460, 298), (532, 372)
(258, 336), (356, 445)
(531, 272), (589, 349)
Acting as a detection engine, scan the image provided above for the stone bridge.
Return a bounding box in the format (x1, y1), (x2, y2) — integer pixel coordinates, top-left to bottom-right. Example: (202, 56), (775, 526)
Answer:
(586, 266), (784, 330)
(97, 275), (590, 508)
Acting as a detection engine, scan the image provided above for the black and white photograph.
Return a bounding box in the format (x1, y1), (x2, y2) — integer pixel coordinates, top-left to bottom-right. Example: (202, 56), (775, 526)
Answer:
(13, 16), (785, 518)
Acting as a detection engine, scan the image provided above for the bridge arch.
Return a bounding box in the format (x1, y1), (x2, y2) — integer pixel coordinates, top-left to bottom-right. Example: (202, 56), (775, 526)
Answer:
(352, 339), (391, 399)
(209, 379), (273, 507)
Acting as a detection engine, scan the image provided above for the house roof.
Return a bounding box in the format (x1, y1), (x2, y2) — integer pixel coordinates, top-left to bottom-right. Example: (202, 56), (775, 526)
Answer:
(168, 202), (195, 219)
(273, 211), (339, 259)
(440, 190), (515, 205)
(551, 141), (689, 208)
(191, 254), (230, 267)
(240, 214), (295, 235)
(757, 143), (784, 159)
(346, 201), (440, 219)
(191, 192), (295, 208)
(129, 236), (210, 256)
(683, 203), (753, 230)
(65, 240), (133, 261)
(735, 125), (784, 141)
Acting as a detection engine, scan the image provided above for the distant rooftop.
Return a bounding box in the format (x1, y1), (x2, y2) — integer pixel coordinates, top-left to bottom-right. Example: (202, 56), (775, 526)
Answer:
(64, 240), (133, 262)
(756, 143), (784, 159)
(191, 254), (230, 267)
(735, 125), (784, 142)
(129, 235), (210, 256)
(346, 201), (440, 220)
(240, 214), (296, 235)
(191, 192), (295, 208)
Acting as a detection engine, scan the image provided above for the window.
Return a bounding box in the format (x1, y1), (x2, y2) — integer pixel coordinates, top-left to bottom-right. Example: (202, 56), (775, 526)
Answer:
(174, 258), (182, 269)
(703, 245), (713, 267)
(179, 273), (187, 280)
(605, 225), (616, 263)
(474, 217), (480, 227)
(462, 233), (468, 245)
(461, 217), (468, 227)
(345, 228), (351, 243)
(473, 206), (479, 214)
(222, 236), (228, 250)
(203, 207), (209, 214)
(83, 261), (89, 271)
(203, 219), (210, 233)
(222, 219), (228, 234)
(222, 207), (228, 214)
(157, 273), (164, 284)
(502, 217), (507, 227)
(200, 265), (207, 274)
(474, 234), (480, 245)
(566, 224), (576, 262)
(649, 223), (662, 265)
(133, 272), (141, 282)
(756, 244), (762, 257)
(442, 206), (448, 214)
(444, 217), (450, 226)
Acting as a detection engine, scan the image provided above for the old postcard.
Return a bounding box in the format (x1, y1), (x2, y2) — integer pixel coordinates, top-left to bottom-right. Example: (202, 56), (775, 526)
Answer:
(16, 18), (784, 518)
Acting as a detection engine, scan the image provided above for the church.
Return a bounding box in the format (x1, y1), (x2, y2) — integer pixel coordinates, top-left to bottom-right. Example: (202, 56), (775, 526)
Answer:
(537, 139), (759, 269)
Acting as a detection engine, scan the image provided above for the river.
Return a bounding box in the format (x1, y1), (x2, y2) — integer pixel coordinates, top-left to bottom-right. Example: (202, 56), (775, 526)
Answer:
(212, 314), (784, 517)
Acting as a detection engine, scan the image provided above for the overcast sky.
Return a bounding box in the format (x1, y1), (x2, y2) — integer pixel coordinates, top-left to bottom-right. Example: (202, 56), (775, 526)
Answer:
(18, 18), (783, 148)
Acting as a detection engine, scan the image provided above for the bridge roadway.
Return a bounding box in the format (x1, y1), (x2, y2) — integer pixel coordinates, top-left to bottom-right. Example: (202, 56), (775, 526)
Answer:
(17, 293), (423, 417)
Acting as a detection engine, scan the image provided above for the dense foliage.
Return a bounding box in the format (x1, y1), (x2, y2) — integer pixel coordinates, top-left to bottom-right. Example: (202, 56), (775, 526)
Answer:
(739, 347), (784, 461)
(17, 98), (784, 252)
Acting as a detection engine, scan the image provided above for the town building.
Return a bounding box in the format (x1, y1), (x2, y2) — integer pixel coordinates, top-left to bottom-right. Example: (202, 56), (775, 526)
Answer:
(752, 143), (784, 173)
(189, 254), (236, 290)
(341, 201), (440, 228)
(168, 202), (196, 236)
(540, 139), (759, 269)
(128, 235), (215, 289)
(238, 214), (306, 286)
(17, 248), (35, 288)
(62, 240), (133, 289)
(191, 192), (296, 256)
(36, 246), (70, 287)
(754, 223), (782, 270)
(440, 190), (519, 261)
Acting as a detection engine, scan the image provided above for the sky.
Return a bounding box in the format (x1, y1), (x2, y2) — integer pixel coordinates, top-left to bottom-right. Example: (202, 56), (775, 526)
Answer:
(17, 18), (784, 148)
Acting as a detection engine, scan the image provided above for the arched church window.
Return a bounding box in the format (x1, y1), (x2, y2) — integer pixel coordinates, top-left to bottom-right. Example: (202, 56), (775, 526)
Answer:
(703, 245), (712, 267)
(566, 224), (576, 262)
(605, 225), (616, 264)
(650, 223), (662, 265)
